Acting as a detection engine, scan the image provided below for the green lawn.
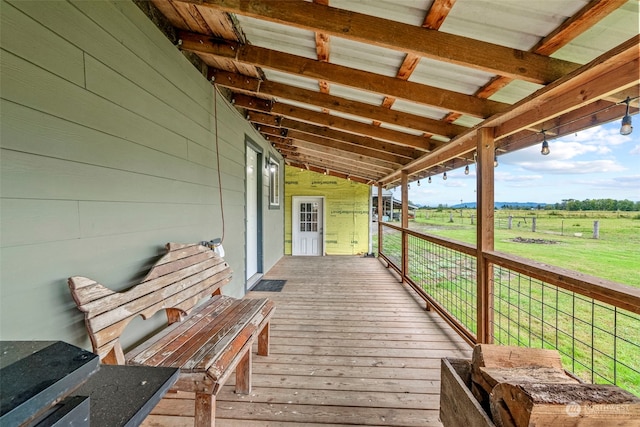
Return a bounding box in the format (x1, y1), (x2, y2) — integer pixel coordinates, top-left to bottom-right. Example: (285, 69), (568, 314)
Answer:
(377, 209), (640, 395)
(410, 209), (640, 286)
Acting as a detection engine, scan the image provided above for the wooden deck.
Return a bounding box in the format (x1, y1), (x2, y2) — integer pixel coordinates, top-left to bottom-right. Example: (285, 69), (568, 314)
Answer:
(143, 256), (472, 426)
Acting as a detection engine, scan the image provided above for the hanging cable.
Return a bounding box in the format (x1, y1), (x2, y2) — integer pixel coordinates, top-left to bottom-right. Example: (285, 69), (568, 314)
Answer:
(213, 86), (226, 244)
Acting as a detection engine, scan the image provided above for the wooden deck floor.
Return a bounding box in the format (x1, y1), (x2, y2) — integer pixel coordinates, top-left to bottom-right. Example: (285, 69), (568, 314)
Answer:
(143, 256), (472, 427)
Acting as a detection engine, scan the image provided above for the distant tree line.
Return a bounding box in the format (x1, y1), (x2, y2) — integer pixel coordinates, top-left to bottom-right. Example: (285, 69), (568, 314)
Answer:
(544, 199), (640, 211)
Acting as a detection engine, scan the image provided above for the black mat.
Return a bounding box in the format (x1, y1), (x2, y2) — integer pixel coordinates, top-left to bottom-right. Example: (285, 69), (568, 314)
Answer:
(252, 279), (286, 292)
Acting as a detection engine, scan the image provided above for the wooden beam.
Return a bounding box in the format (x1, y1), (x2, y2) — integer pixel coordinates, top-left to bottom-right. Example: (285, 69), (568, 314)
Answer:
(258, 125), (413, 165)
(285, 160), (371, 183)
(533, 0), (629, 56)
(181, 0), (580, 84)
(213, 69), (469, 136)
(264, 132), (404, 170)
(476, 127), (495, 344)
(379, 36), (639, 185)
(241, 101), (438, 150)
(280, 151), (384, 180)
(273, 143), (394, 174)
(180, 32), (509, 118)
(474, 0), (626, 102)
(423, 0), (457, 29)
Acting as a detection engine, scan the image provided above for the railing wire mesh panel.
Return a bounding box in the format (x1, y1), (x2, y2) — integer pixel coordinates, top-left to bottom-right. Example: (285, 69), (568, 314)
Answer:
(407, 235), (477, 339)
(491, 265), (640, 396)
(380, 224), (402, 268)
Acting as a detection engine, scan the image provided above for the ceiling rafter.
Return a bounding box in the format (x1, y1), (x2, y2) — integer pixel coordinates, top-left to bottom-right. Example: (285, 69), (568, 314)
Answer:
(374, 0), (456, 129)
(179, 30), (509, 118)
(257, 124), (415, 165)
(233, 93), (439, 150)
(176, 0), (581, 84)
(474, 0), (628, 104)
(210, 69), (466, 137)
(380, 35), (640, 186)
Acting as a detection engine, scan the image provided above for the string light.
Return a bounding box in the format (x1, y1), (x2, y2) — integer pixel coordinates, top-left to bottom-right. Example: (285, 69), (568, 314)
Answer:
(464, 165), (469, 175)
(428, 176), (432, 183)
(443, 172), (447, 180)
(417, 180), (421, 186)
(621, 97), (633, 135)
(493, 151), (498, 168)
(541, 130), (550, 155)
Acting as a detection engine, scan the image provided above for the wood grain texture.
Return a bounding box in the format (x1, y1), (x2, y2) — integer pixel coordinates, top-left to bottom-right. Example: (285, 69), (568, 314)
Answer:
(144, 255), (473, 426)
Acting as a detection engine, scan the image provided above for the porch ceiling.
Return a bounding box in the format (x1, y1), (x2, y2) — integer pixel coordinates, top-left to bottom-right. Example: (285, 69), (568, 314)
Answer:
(150, 0), (639, 186)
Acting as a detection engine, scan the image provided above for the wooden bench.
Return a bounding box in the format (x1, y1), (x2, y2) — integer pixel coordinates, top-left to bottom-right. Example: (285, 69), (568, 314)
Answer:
(68, 242), (275, 427)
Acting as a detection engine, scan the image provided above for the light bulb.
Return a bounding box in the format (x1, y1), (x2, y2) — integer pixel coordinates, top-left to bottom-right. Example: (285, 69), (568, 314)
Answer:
(621, 114), (632, 135)
(541, 139), (550, 155)
(428, 176), (432, 183)
(443, 172), (447, 180)
(417, 180), (421, 186)
(464, 165), (469, 175)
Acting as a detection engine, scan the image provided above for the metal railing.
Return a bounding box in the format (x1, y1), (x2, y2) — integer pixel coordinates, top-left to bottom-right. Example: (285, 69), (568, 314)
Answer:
(378, 222), (640, 396)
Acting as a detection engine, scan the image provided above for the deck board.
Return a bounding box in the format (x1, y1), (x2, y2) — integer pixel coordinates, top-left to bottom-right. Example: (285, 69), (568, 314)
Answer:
(143, 256), (472, 426)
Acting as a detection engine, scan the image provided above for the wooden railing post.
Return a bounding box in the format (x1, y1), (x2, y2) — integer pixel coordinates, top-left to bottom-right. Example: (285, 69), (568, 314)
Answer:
(476, 127), (495, 344)
(377, 183), (383, 255)
(401, 171), (409, 283)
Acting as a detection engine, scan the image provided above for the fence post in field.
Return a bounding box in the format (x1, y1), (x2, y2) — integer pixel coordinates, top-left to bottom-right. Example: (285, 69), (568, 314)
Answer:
(508, 215), (513, 229)
(532, 217), (537, 232)
(471, 214), (475, 225)
(593, 220), (600, 239)
(449, 212), (454, 223)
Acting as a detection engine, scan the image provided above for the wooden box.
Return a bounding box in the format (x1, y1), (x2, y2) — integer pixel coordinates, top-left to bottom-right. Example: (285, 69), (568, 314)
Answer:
(440, 358), (496, 427)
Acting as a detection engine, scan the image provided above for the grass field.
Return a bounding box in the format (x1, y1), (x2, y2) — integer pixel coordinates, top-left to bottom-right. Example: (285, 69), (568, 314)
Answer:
(411, 209), (640, 286)
(377, 210), (640, 395)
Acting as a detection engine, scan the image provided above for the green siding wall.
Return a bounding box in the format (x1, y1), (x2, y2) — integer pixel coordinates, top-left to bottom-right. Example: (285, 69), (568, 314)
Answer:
(0, 0), (283, 350)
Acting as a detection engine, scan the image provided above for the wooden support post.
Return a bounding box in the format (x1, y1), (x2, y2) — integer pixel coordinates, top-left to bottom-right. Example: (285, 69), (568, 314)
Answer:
(476, 127), (495, 344)
(377, 183), (383, 255)
(258, 322), (270, 356)
(195, 393), (216, 427)
(401, 171), (409, 283)
(235, 350), (252, 395)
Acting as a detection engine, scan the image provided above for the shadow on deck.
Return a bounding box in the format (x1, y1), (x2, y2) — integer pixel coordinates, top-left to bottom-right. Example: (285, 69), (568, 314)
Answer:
(143, 256), (472, 426)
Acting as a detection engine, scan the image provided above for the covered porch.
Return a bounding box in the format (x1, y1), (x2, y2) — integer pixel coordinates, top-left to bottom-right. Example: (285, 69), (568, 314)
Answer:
(144, 255), (472, 426)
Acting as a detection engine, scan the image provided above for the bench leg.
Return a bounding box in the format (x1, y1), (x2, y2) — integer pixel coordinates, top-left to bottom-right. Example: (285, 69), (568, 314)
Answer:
(194, 393), (215, 427)
(258, 322), (270, 356)
(235, 349), (252, 394)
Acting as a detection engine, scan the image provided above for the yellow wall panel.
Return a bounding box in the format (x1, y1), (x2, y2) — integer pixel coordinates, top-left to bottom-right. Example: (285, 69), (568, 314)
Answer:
(285, 166), (370, 255)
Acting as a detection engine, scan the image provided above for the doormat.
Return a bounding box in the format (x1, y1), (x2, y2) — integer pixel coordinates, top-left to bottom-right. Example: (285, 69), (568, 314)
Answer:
(252, 279), (286, 292)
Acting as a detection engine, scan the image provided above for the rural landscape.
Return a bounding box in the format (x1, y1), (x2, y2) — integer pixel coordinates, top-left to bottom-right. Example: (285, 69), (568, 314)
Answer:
(377, 200), (639, 395)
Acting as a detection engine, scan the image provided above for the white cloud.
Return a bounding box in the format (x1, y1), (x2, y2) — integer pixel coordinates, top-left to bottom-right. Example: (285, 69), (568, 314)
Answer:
(630, 145), (640, 155)
(517, 159), (625, 174)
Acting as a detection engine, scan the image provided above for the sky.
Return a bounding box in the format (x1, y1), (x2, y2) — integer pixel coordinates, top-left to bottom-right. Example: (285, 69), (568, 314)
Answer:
(401, 121), (640, 207)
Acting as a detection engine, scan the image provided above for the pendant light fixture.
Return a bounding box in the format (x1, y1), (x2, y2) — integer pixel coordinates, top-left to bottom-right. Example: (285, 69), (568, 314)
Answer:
(541, 130), (550, 155)
(620, 97), (633, 135)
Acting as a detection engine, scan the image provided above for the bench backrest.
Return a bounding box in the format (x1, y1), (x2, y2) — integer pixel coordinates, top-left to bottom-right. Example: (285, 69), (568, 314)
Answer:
(68, 243), (232, 363)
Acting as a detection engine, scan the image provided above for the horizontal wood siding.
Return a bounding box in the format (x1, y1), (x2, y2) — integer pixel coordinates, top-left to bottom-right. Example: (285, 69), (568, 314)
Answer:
(0, 0), (283, 348)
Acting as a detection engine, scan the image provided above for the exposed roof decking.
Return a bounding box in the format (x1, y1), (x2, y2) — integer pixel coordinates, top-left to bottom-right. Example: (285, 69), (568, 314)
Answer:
(152, 0), (638, 183)
(143, 256), (472, 426)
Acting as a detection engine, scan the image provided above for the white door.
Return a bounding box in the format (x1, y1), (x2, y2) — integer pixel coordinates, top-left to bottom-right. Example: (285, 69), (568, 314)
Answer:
(292, 197), (323, 256)
(246, 147), (259, 280)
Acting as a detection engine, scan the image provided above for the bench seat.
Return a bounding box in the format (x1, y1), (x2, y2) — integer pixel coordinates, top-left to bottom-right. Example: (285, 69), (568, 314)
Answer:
(69, 243), (275, 426)
(126, 295), (274, 395)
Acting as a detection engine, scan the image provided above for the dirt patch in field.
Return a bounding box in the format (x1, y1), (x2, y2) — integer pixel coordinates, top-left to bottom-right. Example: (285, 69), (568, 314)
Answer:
(511, 237), (558, 244)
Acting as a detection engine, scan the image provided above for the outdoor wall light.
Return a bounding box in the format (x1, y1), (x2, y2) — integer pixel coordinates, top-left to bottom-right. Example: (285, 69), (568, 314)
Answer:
(620, 97), (633, 135)
(541, 130), (550, 155)
(269, 163), (277, 172)
(464, 165), (469, 175)
(443, 172), (447, 180)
